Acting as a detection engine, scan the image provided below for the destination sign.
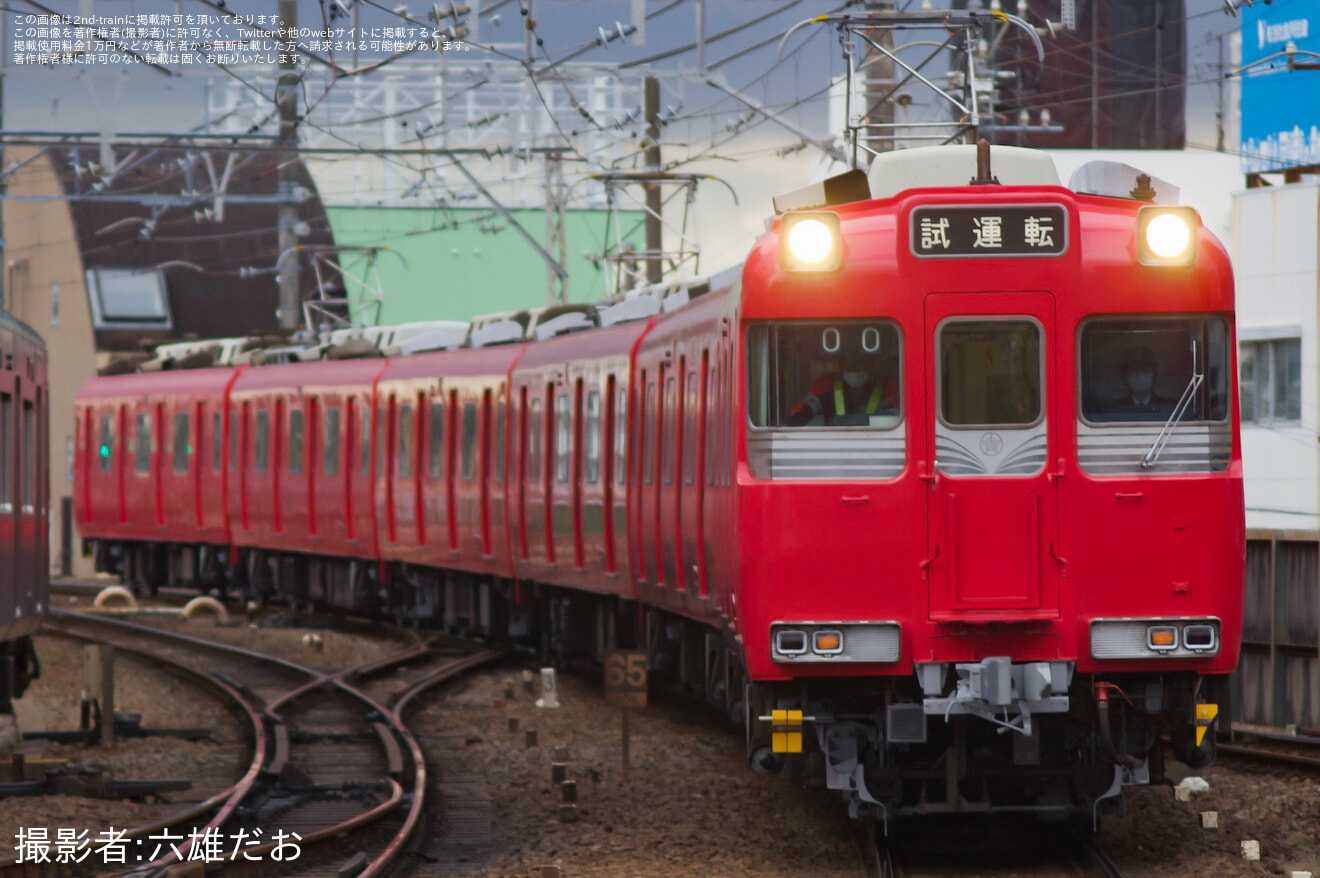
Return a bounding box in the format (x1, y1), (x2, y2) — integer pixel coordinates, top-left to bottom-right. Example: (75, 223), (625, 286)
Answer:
(910, 204), (1068, 258)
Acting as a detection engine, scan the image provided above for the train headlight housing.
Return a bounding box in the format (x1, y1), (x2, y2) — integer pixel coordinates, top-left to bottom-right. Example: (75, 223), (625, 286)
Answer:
(1091, 618), (1221, 659)
(771, 622), (899, 662)
(781, 212), (842, 272)
(1137, 206), (1197, 266)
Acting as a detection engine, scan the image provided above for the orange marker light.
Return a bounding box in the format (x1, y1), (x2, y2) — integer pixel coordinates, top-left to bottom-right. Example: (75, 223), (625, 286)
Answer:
(813, 631), (843, 654)
(1148, 627), (1177, 649)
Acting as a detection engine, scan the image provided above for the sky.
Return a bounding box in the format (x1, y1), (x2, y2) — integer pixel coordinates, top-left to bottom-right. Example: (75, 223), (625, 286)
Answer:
(2, 1), (1259, 279)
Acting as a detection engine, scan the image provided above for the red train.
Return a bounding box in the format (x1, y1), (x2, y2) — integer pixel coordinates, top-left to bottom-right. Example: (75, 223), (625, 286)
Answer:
(75, 143), (1244, 824)
(0, 307), (48, 716)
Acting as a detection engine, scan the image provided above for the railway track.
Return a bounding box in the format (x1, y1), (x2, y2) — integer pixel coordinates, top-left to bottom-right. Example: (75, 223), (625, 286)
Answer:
(2, 609), (504, 878)
(858, 817), (1125, 878)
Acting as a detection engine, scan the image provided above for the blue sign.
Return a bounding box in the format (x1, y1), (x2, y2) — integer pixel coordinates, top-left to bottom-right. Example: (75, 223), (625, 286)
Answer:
(1240, 1), (1320, 172)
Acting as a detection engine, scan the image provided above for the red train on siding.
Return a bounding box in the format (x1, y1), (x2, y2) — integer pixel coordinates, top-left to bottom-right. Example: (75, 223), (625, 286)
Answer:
(75, 144), (1244, 824)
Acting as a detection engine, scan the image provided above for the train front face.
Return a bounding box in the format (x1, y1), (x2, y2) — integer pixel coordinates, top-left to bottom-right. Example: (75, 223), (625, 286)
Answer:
(735, 149), (1244, 821)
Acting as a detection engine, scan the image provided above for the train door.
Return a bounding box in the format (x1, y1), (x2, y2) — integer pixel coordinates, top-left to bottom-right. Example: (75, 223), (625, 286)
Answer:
(636, 371), (658, 585)
(570, 379), (585, 570)
(923, 292), (1061, 621)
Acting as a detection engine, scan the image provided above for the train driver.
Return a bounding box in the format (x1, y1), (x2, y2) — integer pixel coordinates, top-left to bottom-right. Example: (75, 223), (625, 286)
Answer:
(787, 354), (900, 426)
(1112, 346), (1174, 415)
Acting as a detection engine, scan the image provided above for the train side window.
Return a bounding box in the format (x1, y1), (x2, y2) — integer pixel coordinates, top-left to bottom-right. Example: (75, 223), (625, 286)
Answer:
(21, 401), (34, 512)
(747, 322), (902, 428)
(528, 398), (542, 482)
(397, 404), (413, 478)
(429, 400), (445, 477)
(362, 408), (372, 476)
(462, 401), (478, 480)
(100, 414), (114, 473)
(288, 409), (304, 475)
(230, 407), (239, 473)
(706, 367), (717, 487)
(1079, 318), (1230, 424)
(939, 321), (1040, 427)
(615, 388), (627, 486)
(555, 394), (571, 483)
(255, 410), (269, 474)
(0, 393), (10, 508)
(643, 381), (657, 486)
(172, 412), (190, 472)
(662, 376), (677, 485)
(585, 390), (601, 483)
(135, 413), (151, 474)
(211, 411), (222, 473)
(684, 371), (699, 485)
(324, 407), (340, 476)
(495, 400), (506, 484)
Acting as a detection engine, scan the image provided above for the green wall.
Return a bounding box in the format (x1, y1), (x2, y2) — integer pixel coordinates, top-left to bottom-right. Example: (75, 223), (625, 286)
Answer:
(325, 207), (644, 325)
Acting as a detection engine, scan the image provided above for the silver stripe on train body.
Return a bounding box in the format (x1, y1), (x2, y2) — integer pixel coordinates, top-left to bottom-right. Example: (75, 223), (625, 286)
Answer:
(747, 429), (906, 480)
(1077, 422), (1231, 474)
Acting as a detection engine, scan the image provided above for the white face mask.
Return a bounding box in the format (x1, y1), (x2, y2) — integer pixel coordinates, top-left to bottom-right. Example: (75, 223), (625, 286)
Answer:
(843, 371), (868, 388)
(1127, 370), (1154, 395)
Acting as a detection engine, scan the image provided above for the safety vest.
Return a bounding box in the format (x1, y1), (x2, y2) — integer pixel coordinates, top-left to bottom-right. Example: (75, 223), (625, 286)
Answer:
(833, 378), (883, 418)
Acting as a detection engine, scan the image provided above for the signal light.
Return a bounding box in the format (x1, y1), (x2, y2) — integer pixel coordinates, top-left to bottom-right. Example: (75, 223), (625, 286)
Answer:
(1137, 206), (1197, 266)
(780, 212), (841, 272)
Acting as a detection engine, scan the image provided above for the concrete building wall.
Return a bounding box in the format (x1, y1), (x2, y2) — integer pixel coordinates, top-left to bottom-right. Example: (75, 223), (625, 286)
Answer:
(1232, 183), (1320, 532)
(3, 147), (99, 578)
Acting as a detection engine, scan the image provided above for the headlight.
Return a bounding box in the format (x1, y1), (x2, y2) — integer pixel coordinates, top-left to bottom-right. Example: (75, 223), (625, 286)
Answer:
(1137, 206), (1197, 266)
(780, 212), (842, 272)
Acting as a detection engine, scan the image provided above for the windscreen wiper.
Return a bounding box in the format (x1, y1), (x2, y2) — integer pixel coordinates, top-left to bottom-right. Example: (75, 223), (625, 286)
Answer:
(1142, 341), (1204, 469)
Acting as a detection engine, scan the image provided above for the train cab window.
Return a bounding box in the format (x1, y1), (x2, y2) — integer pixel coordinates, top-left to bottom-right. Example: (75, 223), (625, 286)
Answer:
(585, 390), (601, 484)
(495, 401), (506, 484)
(1080, 318), (1229, 424)
(940, 321), (1041, 427)
(614, 388), (628, 486)
(429, 401), (445, 477)
(255, 410), (269, 474)
(173, 412), (191, 472)
(288, 410), (304, 475)
(397, 404), (413, 478)
(324, 407), (341, 476)
(135, 413), (151, 474)
(100, 415), (114, 473)
(555, 394), (571, 483)
(747, 322), (902, 428)
(528, 398), (542, 481)
(462, 401), (478, 480)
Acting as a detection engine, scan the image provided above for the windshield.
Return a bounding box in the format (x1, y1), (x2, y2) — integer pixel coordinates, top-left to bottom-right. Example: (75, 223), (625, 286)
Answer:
(1079, 318), (1229, 424)
(747, 322), (902, 429)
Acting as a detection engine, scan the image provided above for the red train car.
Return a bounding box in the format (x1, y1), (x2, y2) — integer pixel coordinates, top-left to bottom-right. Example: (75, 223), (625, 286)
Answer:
(0, 308), (47, 712)
(75, 143), (1242, 824)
